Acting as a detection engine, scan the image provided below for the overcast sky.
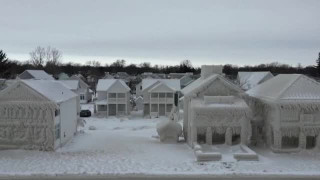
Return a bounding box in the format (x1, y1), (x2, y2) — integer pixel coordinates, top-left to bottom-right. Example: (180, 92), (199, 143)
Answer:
(0, 0), (319, 67)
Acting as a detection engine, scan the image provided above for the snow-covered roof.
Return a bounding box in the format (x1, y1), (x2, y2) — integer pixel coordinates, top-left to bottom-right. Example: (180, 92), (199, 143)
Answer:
(238, 71), (274, 90)
(22, 80), (77, 103)
(21, 70), (54, 80)
(247, 74), (320, 101)
(148, 82), (176, 93)
(181, 74), (243, 96)
(69, 75), (89, 88)
(96, 79), (130, 91)
(142, 79), (180, 91)
(58, 80), (79, 90)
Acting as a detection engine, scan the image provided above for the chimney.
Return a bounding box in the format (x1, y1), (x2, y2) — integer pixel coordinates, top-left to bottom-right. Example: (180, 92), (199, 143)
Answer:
(201, 65), (223, 79)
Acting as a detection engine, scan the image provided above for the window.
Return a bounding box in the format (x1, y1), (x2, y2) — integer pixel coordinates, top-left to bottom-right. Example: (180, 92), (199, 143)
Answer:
(118, 93), (125, 98)
(108, 93), (116, 98)
(80, 94), (85, 100)
(151, 104), (158, 112)
(118, 104), (126, 112)
(151, 93), (158, 98)
(98, 105), (107, 111)
(55, 124), (60, 140)
(166, 93), (173, 98)
(140, 86), (142, 90)
(166, 104), (173, 112)
(159, 93), (165, 98)
(55, 109), (60, 117)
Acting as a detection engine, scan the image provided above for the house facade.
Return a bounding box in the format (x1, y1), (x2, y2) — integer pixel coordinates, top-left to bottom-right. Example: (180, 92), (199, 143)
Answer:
(182, 65), (251, 147)
(68, 75), (92, 103)
(141, 79), (180, 118)
(95, 79), (131, 116)
(0, 80), (78, 151)
(246, 74), (320, 152)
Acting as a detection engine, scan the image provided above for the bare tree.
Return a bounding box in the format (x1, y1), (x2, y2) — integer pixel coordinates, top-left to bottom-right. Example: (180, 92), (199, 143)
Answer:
(45, 46), (62, 67)
(29, 46), (46, 68)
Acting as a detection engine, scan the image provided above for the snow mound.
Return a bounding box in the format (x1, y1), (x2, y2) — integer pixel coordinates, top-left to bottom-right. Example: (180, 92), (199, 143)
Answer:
(156, 120), (182, 143)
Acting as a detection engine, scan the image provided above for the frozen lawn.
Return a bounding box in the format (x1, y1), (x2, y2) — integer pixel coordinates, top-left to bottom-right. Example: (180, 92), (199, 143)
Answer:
(1, 110), (320, 177)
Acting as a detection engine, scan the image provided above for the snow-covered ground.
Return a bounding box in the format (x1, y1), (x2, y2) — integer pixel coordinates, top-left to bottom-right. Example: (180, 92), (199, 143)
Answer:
(1, 105), (320, 177)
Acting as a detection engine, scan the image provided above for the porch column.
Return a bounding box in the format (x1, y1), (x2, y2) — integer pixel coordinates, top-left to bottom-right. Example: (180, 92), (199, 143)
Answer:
(106, 104), (109, 117)
(273, 130), (281, 149)
(191, 127), (197, 145)
(225, 127), (232, 145)
(125, 93), (128, 115)
(299, 131), (306, 149)
(206, 127), (212, 145)
(316, 135), (320, 150)
(149, 93), (152, 118)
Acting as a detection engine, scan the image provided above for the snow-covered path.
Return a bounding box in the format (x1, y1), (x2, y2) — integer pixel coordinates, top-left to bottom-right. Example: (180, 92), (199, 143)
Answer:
(1, 111), (320, 177)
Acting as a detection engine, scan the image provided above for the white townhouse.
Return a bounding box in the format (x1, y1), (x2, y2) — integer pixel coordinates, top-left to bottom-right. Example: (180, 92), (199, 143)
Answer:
(0, 80), (78, 151)
(58, 79), (91, 104)
(18, 70), (54, 80)
(141, 79), (181, 117)
(68, 75), (92, 103)
(95, 79), (131, 116)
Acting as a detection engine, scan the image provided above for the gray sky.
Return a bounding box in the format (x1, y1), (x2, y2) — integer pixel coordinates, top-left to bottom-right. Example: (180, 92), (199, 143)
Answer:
(1, 0), (319, 67)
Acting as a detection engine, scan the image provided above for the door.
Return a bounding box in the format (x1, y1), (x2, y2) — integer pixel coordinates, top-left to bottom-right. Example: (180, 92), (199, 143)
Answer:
(159, 104), (165, 116)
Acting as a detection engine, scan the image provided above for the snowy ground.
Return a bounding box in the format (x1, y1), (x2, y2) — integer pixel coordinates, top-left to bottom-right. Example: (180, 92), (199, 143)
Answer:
(1, 105), (320, 178)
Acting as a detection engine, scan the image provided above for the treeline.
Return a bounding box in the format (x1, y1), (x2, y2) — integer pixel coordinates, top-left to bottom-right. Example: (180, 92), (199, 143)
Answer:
(1, 48), (320, 79)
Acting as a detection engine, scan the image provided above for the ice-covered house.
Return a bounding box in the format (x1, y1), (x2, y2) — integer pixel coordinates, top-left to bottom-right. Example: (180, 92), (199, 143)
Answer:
(141, 79), (181, 117)
(95, 79), (131, 116)
(0, 80), (78, 151)
(238, 71), (274, 90)
(182, 65), (251, 147)
(246, 74), (320, 152)
(18, 70), (54, 80)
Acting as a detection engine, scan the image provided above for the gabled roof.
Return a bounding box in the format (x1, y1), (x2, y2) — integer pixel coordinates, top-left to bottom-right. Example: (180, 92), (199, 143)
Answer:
(96, 79), (130, 91)
(247, 74), (320, 101)
(0, 80), (77, 103)
(142, 79), (180, 91)
(20, 70), (54, 80)
(238, 71), (274, 90)
(69, 75), (89, 88)
(181, 74), (243, 96)
(58, 80), (79, 90)
(148, 82), (176, 93)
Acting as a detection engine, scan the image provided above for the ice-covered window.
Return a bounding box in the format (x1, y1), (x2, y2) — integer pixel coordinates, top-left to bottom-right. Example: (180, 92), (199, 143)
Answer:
(166, 104), (173, 112)
(281, 109), (298, 122)
(301, 114), (314, 123)
(166, 93), (173, 98)
(118, 93), (125, 98)
(108, 93), (116, 98)
(151, 104), (158, 112)
(151, 93), (158, 98)
(55, 124), (60, 140)
(159, 93), (165, 98)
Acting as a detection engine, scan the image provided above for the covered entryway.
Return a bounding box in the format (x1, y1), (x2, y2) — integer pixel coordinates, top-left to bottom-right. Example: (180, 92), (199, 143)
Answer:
(159, 104), (165, 116)
(108, 104), (117, 116)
